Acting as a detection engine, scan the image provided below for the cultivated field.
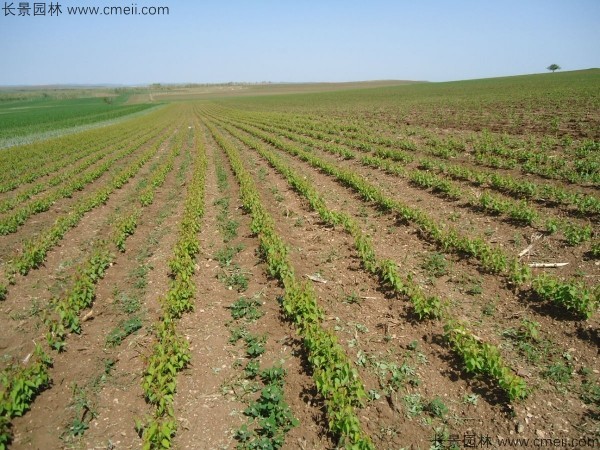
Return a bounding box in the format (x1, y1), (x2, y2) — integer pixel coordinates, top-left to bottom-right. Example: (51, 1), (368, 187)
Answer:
(0, 70), (598, 449)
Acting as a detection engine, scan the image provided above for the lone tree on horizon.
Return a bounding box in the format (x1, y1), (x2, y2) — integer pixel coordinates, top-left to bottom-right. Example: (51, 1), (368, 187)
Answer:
(547, 64), (561, 73)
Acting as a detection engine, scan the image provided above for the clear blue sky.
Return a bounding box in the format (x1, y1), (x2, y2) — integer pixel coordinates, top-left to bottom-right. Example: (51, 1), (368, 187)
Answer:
(1, 0), (599, 85)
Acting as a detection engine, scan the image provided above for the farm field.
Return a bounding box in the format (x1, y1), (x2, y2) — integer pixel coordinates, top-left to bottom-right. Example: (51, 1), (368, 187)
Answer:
(0, 92), (156, 148)
(0, 70), (599, 449)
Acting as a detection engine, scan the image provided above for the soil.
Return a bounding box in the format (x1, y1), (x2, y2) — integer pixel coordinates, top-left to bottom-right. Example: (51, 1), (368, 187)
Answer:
(1, 103), (598, 450)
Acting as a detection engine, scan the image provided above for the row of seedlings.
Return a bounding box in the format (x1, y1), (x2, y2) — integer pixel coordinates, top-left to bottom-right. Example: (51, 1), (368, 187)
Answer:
(212, 150), (298, 448)
(0, 125), (146, 213)
(212, 117), (530, 403)
(215, 116), (598, 320)
(137, 123), (207, 448)
(223, 110), (597, 250)
(0, 125), (168, 236)
(204, 118), (375, 449)
(0, 124), (187, 447)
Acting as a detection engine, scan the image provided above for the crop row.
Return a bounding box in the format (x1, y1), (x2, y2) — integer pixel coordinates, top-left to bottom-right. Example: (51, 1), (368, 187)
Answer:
(228, 108), (599, 186)
(0, 127), (168, 236)
(0, 124), (186, 448)
(471, 137), (600, 185)
(45, 126), (186, 350)
(205, 117), (374, 449)
(0, 125), (173, 300)
(223, 113), (596, 250)
(211, 116), (529, 402)
(214, 160), (299, 448)
(138, 129), (184, 208)
(0, 126), (152, 213)
(0, 345), (53, 449)
(0, 113), (161, 192)
(0, 127), (132, 197)
(275, 120), (598, 249)
(214, 116), (598, 319)
(138, 122), (206, 449)
(223, 108), (599, 219)
(417, 157), (599, 216)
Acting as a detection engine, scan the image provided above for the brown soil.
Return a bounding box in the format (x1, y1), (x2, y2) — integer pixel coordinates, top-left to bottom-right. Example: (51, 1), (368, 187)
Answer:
(2, 104), (598, 450)
(169, 124), (331, 449)
(8, 123), (186, 449)
(211, 117), (599, 446)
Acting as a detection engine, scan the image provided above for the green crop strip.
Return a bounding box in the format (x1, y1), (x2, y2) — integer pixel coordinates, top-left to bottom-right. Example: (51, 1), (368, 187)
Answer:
(220, 110), (596, 251)
(218, 107), (598, 227)
(0, 345), (53, 449)
(0, 122), (145, 193)
(219, 106), (599, 187)
(205, 118), (374, 449)
(137, 119), (206, 449)
(0, 128), (143, 212)
(0, 123), (187, 445)
(417, 156), (600, 217)
(0, 126), (166, 236)
(0, 95), (155, 143)
(115, 126), (184, 253)
(44, 245), (113, 351)
(215, 117), (598, 320)
(211, 117), (529, 403)
(6, 127), (171, 281)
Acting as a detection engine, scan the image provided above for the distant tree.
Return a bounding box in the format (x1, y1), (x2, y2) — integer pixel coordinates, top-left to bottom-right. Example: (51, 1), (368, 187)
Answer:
(547, 64), (561, 73)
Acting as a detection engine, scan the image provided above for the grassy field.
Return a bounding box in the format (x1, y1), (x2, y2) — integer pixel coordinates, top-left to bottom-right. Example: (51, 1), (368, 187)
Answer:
(0, 92), (156, 144)
(0, 70), (598, 449)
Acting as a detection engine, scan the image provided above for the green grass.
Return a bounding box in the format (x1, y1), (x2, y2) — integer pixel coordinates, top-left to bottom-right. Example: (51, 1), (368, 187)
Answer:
(0, 95), (154, 140)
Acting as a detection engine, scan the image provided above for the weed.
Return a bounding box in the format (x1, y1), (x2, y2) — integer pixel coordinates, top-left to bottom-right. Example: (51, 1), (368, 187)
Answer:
(425, 397), (448, 419)
(270, 186), (285, 203)
(580, 378), (600, 410)
(323, 247), (339, 263)
(214, 244), (244, 267)
(462, 393), (479, 405)
(67, 418), (88, 437)
(106, 317), (142, 347)
(367, 389), (381, 401)
(230, 295), (264, 322)
(481, 301), (496, 317)
(342, 291), (361, 305)
(229, 326), (249, 344)
(116, 291), (140, 314)
(543, 362), (572, 383)
(218, 266), (249, 292)
(64, 384), (94, 439)
(131, 263), (150, 290)
(431, 427), (460, 450)
(448, 212), (461, 222)
(422, 252), (448, 278)
(257, 167), (268, 181)
(222, 219), (239, 242)
(403, 393), (423, 417)
(466, 281), (483, 296)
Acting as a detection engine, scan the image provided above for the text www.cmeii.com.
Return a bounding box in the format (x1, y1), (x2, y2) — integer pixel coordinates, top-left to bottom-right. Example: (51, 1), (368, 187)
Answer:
(2, 2), (169, 17)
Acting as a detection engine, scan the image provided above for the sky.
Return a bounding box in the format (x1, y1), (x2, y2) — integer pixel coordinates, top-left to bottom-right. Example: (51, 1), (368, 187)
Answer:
(1, 0), (599, 85)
